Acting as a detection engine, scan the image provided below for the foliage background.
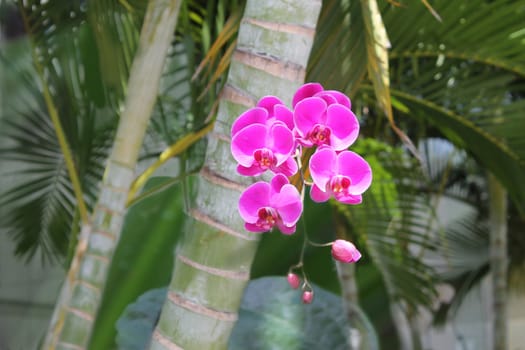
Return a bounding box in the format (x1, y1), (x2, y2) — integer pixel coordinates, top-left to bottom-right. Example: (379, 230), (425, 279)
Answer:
(0, 0), (524, 348)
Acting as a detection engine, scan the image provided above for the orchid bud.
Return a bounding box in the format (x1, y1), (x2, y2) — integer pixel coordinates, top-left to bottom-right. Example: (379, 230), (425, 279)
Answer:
(331, 239), (361, 263)
(302, 290), (314, 304)
(287, 273), (301, 289)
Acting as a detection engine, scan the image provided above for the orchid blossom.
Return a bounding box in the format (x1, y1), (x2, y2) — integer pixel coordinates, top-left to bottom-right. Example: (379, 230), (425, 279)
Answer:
(238, 174), (302, 234)
(309, 147), (372, 205)
(293, 97), (359, 150)
(231, 122), (297, 176)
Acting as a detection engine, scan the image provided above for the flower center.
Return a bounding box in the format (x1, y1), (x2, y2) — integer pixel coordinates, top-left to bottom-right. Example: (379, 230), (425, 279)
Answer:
(253, 148), (276, 169)
(306, 124), (331, 146)
(256, 207), (278, 230)
(329, 175), (351, 194)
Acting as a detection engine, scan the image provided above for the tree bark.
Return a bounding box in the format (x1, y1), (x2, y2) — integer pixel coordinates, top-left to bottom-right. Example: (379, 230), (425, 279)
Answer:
(43, 1), (182, 348)
(148, 1), (322, 349)
(488, 173), (508, 350)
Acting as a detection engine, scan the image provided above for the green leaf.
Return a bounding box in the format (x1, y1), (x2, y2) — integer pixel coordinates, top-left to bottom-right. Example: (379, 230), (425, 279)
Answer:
(229, 277), (378, 350)
(384, 0), (525, 75)
(89, 178), (185, 350)
(114, 278), (379, 349)
(376, 0), (525, 215)
(338, 139), (439, 310)
(307, 0), (367, 97)
(116, 287), (168, 350)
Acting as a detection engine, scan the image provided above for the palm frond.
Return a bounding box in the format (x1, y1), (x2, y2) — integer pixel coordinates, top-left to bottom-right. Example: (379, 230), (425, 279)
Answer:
(337, 139), (439, 310)
(372, 0), (525, 214)
(87, 0), (143, 106)
(0, 6), (117, 260)
(384, 0), (525, 75)
(307, 0), (368, 97)
(431, 212), (490, 325)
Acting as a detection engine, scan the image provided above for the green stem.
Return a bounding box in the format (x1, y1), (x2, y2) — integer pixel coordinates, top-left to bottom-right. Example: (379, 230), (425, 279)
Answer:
(488, 173), (508, 350)
(149, 1), (322, 348)
(43, 1), (183, 348)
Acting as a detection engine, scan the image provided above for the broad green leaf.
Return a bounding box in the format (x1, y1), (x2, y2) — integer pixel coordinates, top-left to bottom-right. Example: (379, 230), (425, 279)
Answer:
(116, 287), (168, 350)
(89, 178), (185, 350)
(229, 277), (378, 350)
(115, 278), (378, 349)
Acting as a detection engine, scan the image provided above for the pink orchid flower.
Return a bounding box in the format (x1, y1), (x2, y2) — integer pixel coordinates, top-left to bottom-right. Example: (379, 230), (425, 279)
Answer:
(231, 98), (294, 136)
(231, 121), (297, 176)
(238, 174), (303, 234)
(309, 147), (372, 204)
(292, 82), (351, 109)
(294, 97), (359, 150)
(331, 239), (362, 263)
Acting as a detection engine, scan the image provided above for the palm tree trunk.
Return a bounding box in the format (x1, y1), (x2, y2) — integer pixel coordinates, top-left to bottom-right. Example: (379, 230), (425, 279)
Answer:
(43, 1), (182, 348)
(488, 173), (508, 350)
(148, 1), (321, 349)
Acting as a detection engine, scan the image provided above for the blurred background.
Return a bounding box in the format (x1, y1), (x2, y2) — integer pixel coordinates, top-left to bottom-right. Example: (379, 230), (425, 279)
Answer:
(1, 0), (524, 349)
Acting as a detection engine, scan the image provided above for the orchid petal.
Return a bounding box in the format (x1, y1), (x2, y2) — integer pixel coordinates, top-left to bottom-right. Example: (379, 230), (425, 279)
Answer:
(326, 104), (359, 150)
(273, 104), (294, 130)
(231, 124), (267, 166)
(245, 223), (270, 233)
(257, 96), (283, 116)
(270, 173), (289, 194)
(238, 182), (270, 223)
(310, 184), (331, 203)
(309, 147), (337, 190)
(272, 156), (298, 176)
(272, 184), (302, 226)
(268, 123), (295, 164)
(317, 90), (351, 109)
(335, 193), (363, 205)
(231, 107), (268, 136)
(294, 97), (327, 137)
(337, 151), (372, 194)
(276, 222), (296, 235)
(237, 164), (264, 176)
(292, 82), (324, 107)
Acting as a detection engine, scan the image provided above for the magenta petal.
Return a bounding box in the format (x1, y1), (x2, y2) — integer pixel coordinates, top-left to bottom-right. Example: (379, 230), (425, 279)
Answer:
(310, 184), (331, 203)
(314, 93), (338, 106)
(231, 107), (268, 136)
(237, 164), (264, 176)
(272, 184), (302, 226)
(326, 104), (360, 150)
(273, 104), (294, 130)
(292, 82), (324, 107)
(335, 193), (363, 205)
(238, 182), (270, 223)
(245, 222), (270, 233)
(268, 123), (294, 164)
(309, 147), (337, 190)
(231, 124), (267, 166)
(276, 222), (296, 235)
(257, 96), (283, 116)
(294, 97), (327, 137)
(319, 90), (351, 109)
(272, 156), (298, 176)
(337, 151), (372, 194)
(270, 173), (289, 194)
